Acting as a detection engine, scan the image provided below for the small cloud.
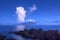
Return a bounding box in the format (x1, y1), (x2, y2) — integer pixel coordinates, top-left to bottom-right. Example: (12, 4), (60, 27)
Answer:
(26, 19), (36, 23)
(53, 21), (60, 23)
(29, 4), (37, 13)
(13, 15), (15, 16)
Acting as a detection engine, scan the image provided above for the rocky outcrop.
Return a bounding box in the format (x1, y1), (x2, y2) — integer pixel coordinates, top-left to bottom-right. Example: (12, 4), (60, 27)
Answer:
(14, 28), (60, 40)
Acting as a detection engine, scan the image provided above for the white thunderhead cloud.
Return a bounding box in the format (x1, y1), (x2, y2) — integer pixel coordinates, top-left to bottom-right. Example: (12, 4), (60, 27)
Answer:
(16, 7), (26, 22)
(16, 4), (37, 23)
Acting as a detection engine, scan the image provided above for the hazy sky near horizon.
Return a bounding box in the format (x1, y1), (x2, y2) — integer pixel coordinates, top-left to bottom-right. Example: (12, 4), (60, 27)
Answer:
(0, 0), (60, 25)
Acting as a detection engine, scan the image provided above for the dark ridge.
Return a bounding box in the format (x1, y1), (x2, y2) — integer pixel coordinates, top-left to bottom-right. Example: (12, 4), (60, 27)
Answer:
(13, 28), (60, 40)
(0, 34), (6, 40)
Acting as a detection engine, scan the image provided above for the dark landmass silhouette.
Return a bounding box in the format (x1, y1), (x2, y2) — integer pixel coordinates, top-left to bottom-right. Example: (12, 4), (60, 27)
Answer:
(13, 28), (60, 40)
(0, 34), (6, 40)
(0, 34), (16, 40)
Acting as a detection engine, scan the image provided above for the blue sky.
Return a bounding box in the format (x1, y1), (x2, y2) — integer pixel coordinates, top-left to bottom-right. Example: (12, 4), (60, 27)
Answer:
(0, 0), (60, 25)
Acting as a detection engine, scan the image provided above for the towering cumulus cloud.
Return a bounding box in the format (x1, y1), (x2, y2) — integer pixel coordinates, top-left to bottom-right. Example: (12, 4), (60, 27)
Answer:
(16, 4), (37, 23)
(16, 7), (26, 22)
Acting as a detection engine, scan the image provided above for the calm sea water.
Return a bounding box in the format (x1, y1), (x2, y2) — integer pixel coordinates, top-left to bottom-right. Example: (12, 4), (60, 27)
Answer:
(0, 25), (60, 40)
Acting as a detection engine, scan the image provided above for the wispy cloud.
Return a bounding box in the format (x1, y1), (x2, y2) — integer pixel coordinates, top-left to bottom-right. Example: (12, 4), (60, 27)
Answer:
(29, 4), (37, 13)
(53, 21), (60, 23)
(26, 19), (36, 23)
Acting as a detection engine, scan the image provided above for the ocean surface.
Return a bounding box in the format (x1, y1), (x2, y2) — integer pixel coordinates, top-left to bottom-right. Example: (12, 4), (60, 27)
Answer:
(0, 25), (60, 40)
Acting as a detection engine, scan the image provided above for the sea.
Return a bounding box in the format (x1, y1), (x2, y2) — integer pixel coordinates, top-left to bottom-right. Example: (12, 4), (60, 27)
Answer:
(0, 25), (60, 40)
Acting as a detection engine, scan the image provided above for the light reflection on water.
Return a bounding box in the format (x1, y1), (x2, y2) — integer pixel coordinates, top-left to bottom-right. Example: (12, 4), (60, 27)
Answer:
(0, 25), (31, 40)
(15, 25), (25, 31)
(13, 25), (28, 40)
